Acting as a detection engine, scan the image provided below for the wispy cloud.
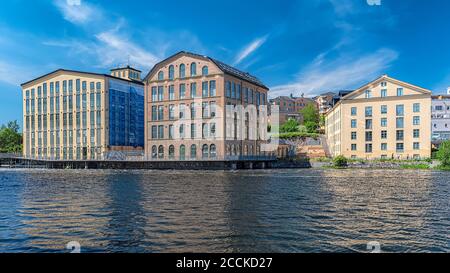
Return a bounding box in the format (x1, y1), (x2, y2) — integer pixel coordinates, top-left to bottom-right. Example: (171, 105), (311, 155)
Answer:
(270, 48), (398, 98)
(53, 0), (98, 25)
(233, 35), (268, 66)
(0, 61), (35, 86)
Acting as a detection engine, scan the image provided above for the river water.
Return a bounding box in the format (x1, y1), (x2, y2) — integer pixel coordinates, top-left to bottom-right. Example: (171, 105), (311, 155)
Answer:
(0, 168), (448, 253)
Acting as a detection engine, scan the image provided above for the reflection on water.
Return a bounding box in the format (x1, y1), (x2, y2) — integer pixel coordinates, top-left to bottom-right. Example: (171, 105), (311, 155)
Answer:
(0, 169), (448, 253)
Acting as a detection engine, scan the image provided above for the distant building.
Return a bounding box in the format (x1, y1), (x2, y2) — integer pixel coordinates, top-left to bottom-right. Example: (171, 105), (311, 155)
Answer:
(432, 95), (450, 142)
(314, 92), (335, 115)
(20, 67), (145, 160)
(269, 94), (315, 124)
(325, 75), (432, 160)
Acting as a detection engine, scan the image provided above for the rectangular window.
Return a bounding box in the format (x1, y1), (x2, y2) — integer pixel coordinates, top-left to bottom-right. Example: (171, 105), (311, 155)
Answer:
(226, 81), (231, 97)
(396, 105), (404, 116)
(158, 86), (164, 101)
(151, 87), (157, 101)
(396, 143), (404, 153)
(180, 84), (186, 99)
(231, 83), (236, 98)
(169, 105), (175, 120)
(151, 126), (157, 139)
(397, 88), (404, 96)
(237, 84), (241, 100)
(413, 129), (420, 138)
(202, 81), (208, 98)
(76, 79), (80, 93)
(351, 107), (357, 116)
(413, 142), (420, 150)
(169, 85), (175, 100)
(169, 125), (174, 139)
(365, 106), (372, 117)
(381, 105), (387, 114)
(158, 125), (164, 139)
(365, 90), (372, 99)
(381, 130), (387, 139)
(351, 119), (357, 128)
(381, 118), (387, 127)
(365, 144), (373, 153)
(351, 132), (357, 140)
(244, 88), (249, 102)
(191, 82), (197, 98)
(381, 89), (387, 97)
(381, 143), (387, 151)
(413, 116), (420, 126)
(351, 144), (357, 151)
(413, 103), (420, 113)
(396, 117), (404, 128)
(191, 123), (196, 139)
(152, 106), (157, 121)
(158, 106), (164, 120)
(365, 119), (372, 130)
(365, 131), (373, 142)
(396, 130), (404, 141)
(210, 80), (216, 97)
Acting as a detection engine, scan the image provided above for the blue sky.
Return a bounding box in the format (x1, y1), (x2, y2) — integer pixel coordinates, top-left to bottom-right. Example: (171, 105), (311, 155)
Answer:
(1, 0), (450, 127)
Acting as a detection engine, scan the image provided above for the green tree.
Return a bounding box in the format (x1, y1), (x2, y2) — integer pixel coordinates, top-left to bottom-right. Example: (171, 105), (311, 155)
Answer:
(0, 120), (22, 153)
(333, 155), (348, 168)
(437, 140), (450, 167)
(300, 103), (319, 133)
(280, 118), (300, 133)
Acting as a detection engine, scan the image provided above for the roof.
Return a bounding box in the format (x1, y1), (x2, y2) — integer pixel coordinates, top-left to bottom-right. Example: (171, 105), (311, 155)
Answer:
(21, 69), (144, 87)
(110, 65), (142, 72)
(144, 51), (268, 89)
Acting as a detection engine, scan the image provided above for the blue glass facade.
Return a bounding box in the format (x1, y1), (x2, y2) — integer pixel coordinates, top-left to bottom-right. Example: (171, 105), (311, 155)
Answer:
(108, 79), (144, 147)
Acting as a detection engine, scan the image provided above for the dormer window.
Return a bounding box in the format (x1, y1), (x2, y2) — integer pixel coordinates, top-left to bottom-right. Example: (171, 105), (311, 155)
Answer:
(381, 81), (387, 87)
(397, 88), (404, 96)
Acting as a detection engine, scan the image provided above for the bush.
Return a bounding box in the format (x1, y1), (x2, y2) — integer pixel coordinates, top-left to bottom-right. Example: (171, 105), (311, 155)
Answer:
(333, 155), (348, 167)
(436, 140), (450, 167)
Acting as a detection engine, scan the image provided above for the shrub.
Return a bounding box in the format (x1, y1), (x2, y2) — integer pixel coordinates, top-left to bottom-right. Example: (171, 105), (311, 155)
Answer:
(333, 155), (348, 168)
(436, 140), (450, 167)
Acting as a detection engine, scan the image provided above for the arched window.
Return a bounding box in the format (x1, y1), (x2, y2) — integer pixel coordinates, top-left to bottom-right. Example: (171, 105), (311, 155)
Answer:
(168, 65), (174, 80)
(158, 145), (164, 159)
(179, 64), (186, 79)
(180, 145), (186, 160)
(202, 144), (209, 159)
(244, 145), (248, 155)
(210, 144), (217, 158)
(169, 145), (175, 159)
(202, 66), (208, 76)
(158, 71), (164, 81)
(190, 62), (197, 77)
(152, 145), (157, 159)
(190, 144), (197, 159)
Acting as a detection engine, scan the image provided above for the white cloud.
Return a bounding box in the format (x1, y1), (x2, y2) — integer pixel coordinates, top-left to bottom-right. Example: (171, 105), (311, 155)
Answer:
(0, 61), (34, 86)
(53, 0), (97, 25)
(270, 48), (398, 98)
(234, 35), (268, 66)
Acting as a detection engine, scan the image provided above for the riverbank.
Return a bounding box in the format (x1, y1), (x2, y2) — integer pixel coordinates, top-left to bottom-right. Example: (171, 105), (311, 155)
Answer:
(311, 158), (443, 170)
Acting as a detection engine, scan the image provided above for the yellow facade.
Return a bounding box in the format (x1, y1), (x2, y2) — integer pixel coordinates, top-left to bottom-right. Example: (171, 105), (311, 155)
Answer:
(326, 75), (432, 160)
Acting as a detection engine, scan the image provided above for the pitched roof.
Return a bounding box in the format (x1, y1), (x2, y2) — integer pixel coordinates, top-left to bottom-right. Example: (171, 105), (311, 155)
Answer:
(144, 51), (268, 89)
(21, 69), (144, 87)
(110, 65), (142, 72)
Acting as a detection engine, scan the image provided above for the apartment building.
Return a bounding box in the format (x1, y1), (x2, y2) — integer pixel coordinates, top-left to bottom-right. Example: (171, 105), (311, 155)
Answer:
(269, 94), (315, 124)
(143, 51), (269, 161)
(432, 92), (450, 142)
(314, 92), (335, 116)
(20, 67), (145, 160)
(325, 75), (432, 160)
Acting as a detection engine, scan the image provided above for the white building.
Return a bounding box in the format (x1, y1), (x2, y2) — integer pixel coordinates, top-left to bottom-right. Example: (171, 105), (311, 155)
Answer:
(431, 92), (450, 142)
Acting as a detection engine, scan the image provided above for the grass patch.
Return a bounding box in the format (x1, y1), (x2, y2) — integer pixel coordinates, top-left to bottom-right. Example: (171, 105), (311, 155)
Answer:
(275, 132), (320, 139)
(400, 164), (430, 170)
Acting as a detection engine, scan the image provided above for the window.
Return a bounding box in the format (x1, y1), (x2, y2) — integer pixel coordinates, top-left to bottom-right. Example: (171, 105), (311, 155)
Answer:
(202, 66), (208, 76)
(381, 105), (387, 114)
(365, 144), (373, 153)
(396, 143), (404, 153)
(413, 142), (420, 150)
(202, 82), (208, 98)
(396, 130), (404, 141)
(158, 145), (164, 159)
(381, 143), (387, 151)
(169, 145), (175, 159)
(413, 116), (420, 126)
(381, 130), (387, 139)
(396, 105), (404, 116)
(158, 71), (164, 80)
(152, 106), (157, 121)
(180, 145), (186, 160)
(152, 145), (157, 159)
(190, 62), (197, 76)
(168, 65), (174, 80)
(151, 126), (157, 139)
(210, 81), (216, 97)
(365, 119), (372, 130)
(158, 125), (164, 139)
(436, 105), (443, 111)
(190, 144), (197, 159)
(397, 88), (404, 96)
(202, 144), (209, 159)
(158, 106), (164, 120)
(179, 64), (186, 79)
(210, 144), (217, 158)
(351, 144), (357, 151)
(179, 124), (185, 138)
(365, 106), (372, 117)
(351, 107), (357, 116)
(226, 81), (231, 97)
(151, 87), (157, 102)
(413, 103), (420, 113)
(169, 85), (175, 100)
(158, 86), (164, 101)
(191, 123), (196, 139)
(365, 131), (373, 142)
(396, 117), (404, 128)
(365, 90), (372, 99)
(180, 84), (186, 99)
(381, 118), (387, 127)
(413, 129), (420, 138)
(351, 132), (357, 140)
(169, 125), (174, 139)
(190, 82), (197, 98)
(381, 89), (387, 97)
(351, 119), (357, 128)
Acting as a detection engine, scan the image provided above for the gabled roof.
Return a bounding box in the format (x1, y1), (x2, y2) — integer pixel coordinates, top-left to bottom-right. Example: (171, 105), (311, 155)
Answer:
(110, 65), (142, 72)
(144, 51), (268, 89)
(21, 69), (144, 88)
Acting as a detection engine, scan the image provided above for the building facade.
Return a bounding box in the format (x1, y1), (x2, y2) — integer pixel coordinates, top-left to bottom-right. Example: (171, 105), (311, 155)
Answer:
(314, 92), (335, 116)
(144, 51), (269, 161)
(432, 95), (450, 142)
(21, 68), (144, 160)
(325, 75), (432, 160)
(269, 95), (315, 124)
